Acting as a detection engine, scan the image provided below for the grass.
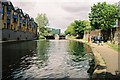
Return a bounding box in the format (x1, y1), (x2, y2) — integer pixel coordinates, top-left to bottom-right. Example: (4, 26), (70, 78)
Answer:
(106, 43), (120, 52)
(82, 38), (88, 42)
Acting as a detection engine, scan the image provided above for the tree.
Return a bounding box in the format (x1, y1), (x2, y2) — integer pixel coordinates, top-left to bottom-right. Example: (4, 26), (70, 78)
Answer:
(65, 25), (75, 35)
(35, 13), (49, 28)
(89, 2), (119, 30)
(72, 20), (90, 39)
(65, 20), (91, 39)
(73, 20), (84, 38)
(89, 2), (119, 41)
(35, 13), (49, 39)
(82, 20), (91, 33)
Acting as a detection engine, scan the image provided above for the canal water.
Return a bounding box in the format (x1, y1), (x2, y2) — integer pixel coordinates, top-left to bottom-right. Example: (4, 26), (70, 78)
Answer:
(2, 40), (94, 79)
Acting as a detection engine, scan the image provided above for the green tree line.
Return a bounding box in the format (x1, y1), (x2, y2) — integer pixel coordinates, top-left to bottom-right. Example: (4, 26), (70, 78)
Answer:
(65, 2), (119, 41)
(65, 20), (91, 39)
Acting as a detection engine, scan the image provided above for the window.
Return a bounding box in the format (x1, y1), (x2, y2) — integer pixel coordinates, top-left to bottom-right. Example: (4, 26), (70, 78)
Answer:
(13, 18), (17, 22)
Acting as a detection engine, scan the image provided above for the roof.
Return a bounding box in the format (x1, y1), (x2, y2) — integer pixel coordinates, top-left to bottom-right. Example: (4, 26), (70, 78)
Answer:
(1, 0), (38, 26)
(24, 13), (30, 19)
(2, 1), (14, 10)
(30, 17), (34, 21)
(19, 9), (24, 15)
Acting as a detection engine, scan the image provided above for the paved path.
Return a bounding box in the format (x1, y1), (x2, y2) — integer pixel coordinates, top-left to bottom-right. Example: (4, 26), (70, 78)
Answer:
(90, 43), (119, 75)
(67, 38), (119, 78)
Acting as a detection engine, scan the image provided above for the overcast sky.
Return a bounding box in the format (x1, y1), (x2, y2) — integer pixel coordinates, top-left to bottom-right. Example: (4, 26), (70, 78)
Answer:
(9, 0), (119, 32)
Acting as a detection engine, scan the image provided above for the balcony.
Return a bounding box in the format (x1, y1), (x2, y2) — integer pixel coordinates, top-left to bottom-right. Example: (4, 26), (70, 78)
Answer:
(7, 11), (10, 14)
(13, 15), (17, 19)
(31, 22), (34, 28)
(7, 14), (10, 19)
(7, 19), (10, 23)
(23, 19), (27, 23)
(7, 6), (12, 11)
(20, 17), (22, 23)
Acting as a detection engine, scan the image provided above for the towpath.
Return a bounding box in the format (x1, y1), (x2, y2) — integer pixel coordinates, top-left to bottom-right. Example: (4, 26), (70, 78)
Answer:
(90, 42), (119, 76)
(67, 38), (119, 78)
(90, 43), (120, 78)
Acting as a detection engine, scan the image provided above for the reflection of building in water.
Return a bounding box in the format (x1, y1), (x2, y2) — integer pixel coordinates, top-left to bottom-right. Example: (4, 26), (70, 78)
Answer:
(0, 1), (38, 41)
(2, 41), (37, 79)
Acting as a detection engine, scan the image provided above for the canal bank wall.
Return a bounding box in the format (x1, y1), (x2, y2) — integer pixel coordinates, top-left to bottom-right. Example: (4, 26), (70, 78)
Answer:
(66, 38), (107, 79)
(1, 29), (36, 41)
(0, 39), (37, 44)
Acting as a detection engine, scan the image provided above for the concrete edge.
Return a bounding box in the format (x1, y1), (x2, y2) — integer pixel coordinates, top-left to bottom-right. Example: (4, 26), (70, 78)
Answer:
(0, 39), (37, 43)
(66, 38), (107, 78)
(91, 45), (107, 78)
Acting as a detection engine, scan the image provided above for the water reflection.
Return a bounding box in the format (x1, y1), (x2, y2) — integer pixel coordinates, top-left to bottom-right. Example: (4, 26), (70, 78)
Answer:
(2, 41), (37, 79)
(68, 40), (93, 62)
(2, 40), (94, 79)
(36, 40), (50, 68)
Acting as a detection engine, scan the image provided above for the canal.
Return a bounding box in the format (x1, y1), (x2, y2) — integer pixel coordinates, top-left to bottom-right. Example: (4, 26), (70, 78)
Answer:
(2, 40), (94, 79)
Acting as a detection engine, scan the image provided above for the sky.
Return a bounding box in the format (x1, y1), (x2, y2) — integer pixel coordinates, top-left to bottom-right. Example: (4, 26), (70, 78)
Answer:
(9, 0), (119, 32)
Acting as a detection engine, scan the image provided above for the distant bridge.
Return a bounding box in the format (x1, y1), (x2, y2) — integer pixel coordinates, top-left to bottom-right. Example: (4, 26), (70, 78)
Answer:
(44, 34), (66, 40)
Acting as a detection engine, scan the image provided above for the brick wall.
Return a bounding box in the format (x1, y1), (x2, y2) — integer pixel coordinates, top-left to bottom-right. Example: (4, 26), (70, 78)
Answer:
(90, 29), (101, 37)
(84, 28), (119, 45)
(84, 29), (101, 39)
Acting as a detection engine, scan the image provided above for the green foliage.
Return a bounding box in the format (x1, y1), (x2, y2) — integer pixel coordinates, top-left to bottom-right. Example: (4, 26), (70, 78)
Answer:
(35, 13), (50, 39)
(35, 13), (49, 28)
(73, 20), (85, 36)
(89, 2), (119, 30)
(65, 25), (75, 35)
(82, 20), (91, 33)
(73, 20), (91, 35)
(65, 20), (91, 39)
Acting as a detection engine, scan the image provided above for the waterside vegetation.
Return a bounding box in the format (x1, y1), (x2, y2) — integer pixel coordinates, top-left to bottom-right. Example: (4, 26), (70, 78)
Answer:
(65, 2), (119, 43)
